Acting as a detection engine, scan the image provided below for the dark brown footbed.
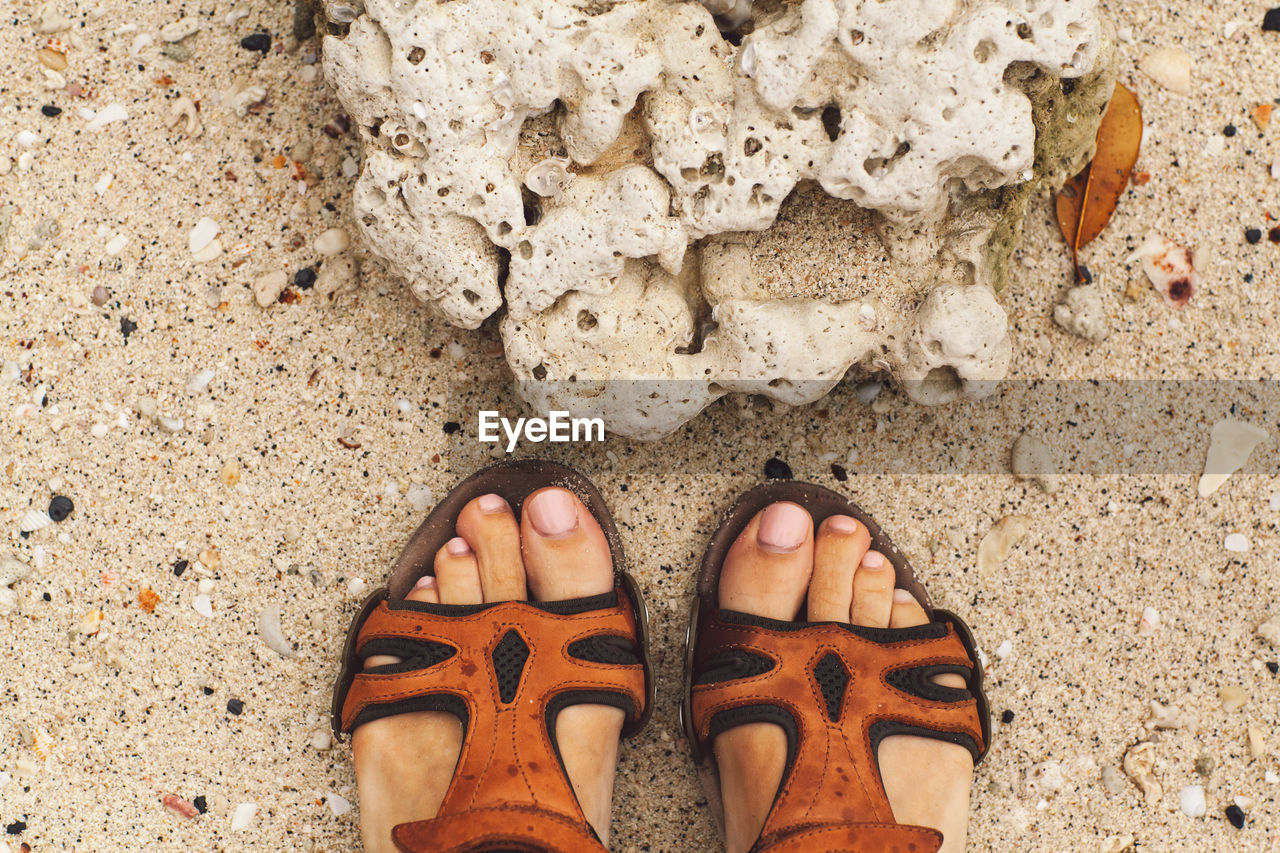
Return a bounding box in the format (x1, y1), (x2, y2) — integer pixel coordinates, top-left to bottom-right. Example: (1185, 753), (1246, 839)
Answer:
(331, 458), (654, 739)
(680, 478), (991, 834)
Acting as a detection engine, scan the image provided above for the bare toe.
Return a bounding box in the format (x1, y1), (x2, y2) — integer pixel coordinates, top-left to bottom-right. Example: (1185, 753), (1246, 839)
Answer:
(719, 502), (815, 621)
(520, 487), (614, 602)
(850, 550), (895, 628)
(433, 537), (483, 605)
(888, 587), (929, 629)
(456, 493), (526, 602)
(808, 515), (870, 622)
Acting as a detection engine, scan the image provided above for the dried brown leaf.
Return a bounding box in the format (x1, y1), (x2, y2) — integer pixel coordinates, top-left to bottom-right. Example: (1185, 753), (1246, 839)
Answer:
(1056, 82), (1143, 280)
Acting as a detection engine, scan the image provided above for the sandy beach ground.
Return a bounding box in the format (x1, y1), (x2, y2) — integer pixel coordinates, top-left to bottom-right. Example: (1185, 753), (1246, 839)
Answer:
(1, 1), (1278, 850)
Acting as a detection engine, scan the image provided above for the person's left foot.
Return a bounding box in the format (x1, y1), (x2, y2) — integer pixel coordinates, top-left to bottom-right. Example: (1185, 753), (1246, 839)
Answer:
(351, 488), (626, 853)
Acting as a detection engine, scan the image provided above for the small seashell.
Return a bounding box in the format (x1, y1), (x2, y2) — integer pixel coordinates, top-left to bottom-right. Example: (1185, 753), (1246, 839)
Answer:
(85, 102), (128, 132)
(192, 594), (214, 618)
(325, 792), (353, 817)
(161, 17), (203, 43)
(163, 793), (200, 818)
(37, 38), (70, 72)
(32, 727), (53, 760)
(1122, 741), (1161, 806)
(1224, 533), (1249, 553)
(1179, 784), (1206, 818)
(223, 83), (268, 116)
(524, 157), (573, 200)
(188, 217), (220, 254)
(1130, 231), (1197, 308)
(186, 368), (215, 394)
(314, 228), (350, 256)
(20, 509), (54, 533)
(1138, 606), (1160, 635)
(1197, 419), (1268, 497)
(231, 802), (257, 831)
(165, 96), (202, 137)
(130, 34), (154, 56)
(977, 515), (1030, 577)
(1138, 47), (1191, 94)
(258, 605), (296, 657)
(0, 552), (31, 586)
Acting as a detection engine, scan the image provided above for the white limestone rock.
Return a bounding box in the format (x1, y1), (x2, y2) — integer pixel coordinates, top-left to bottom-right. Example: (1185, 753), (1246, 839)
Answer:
(1054, 284), (1111, 341)
(323, 0), (1109, 438)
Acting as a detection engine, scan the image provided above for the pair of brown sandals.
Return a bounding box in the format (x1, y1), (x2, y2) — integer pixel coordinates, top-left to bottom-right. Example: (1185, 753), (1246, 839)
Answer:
(332, 460), (991, 853)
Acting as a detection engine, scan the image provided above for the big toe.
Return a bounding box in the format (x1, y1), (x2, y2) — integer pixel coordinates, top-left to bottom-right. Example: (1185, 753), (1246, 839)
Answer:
(520, 487), (615, 602)
(719, 502), (814, 621)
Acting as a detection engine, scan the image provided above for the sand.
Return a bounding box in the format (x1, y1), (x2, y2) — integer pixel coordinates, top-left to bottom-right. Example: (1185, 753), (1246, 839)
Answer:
(1, 1), (1278, 850)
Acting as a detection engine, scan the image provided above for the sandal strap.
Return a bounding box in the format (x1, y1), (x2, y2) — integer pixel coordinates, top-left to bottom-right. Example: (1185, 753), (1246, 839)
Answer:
(339, 584), (648, 832)
(690, 608), (985, 837)
(391, 805), (608, 853)
(755, 821), (942, 853)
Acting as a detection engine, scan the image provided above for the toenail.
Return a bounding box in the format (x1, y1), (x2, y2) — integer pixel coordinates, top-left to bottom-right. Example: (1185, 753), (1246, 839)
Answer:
(527, 489), (579, 537)
(893, 588), (915, 604)
(446, 537), (471, 557)
(828, 515), (858, 535)
(477, 494), (508, 514)
(414, 574), (437, 589)
(861, 550), (885, 569)
(758, 503), (810, 552)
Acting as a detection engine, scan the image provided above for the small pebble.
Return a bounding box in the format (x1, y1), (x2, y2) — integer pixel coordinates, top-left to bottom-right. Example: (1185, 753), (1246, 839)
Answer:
(240, 32), (271, 53)
(442, 421), (461, 435)
(325, 792), (352, 817)
(1139, 47), (1192, 94)
(226, 698), (244, 715)
(1223, 124), (1237, 137)
(231, 802), (257, 831)
(1247, 727), (1266, 759)
(1001, 709), (1015, 724)
(158, 415), (185, 433)
(120, 317), (138, 342)
(294, 267), (317, 289)
(192, 594), (213, 618)
(994, 639), (1013, 659)
(1266, 770), (1279, 784)
(830, 463), (847, 481)
(47, 495), (73, 522)
(253, 271), (289, 307)
(764, 457), (792, 480)
(314, 228), (350, 256)
(196, 579), (214, 595)
(186, 368), (215, 394)
(1225, 804), (1245, 828)
(173, 559), (189, 577)
(1224, 533), (1249, 553)
(1264, 8), (1280, 32)
(1179, 784), (1206, 818)
(311, 730), (332, 750)
(1246, 228), (1262, 244)
(1219, 685), (1248, 711)
(41, 105), (61, 118)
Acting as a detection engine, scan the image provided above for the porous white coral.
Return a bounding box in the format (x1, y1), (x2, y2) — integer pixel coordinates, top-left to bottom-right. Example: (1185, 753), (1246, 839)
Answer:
(323, 0), (1109, 438)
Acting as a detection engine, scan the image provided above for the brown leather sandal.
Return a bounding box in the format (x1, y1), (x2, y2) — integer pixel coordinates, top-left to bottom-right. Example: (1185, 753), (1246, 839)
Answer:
(680, 480), (991, 853)
(332, 459), (654, 853)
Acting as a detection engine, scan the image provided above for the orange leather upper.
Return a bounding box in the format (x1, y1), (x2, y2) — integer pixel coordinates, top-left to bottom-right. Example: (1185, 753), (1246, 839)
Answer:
(690, 609), (985, 853)
(341, 586), (647, 853)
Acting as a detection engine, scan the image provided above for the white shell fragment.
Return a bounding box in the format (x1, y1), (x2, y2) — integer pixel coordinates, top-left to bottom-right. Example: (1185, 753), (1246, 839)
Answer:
(189, 218), (221, 255)
(524, 158), (574, 200)
(257, 605), (296, 658)
(1197, 419), (1268, 497)
(1010, 435), (1060, 493)
(19, 509), (54, 534)
(0, 552), (31, 587)
(165, 97), (203, 138)
(85, 103), (128, 132)
(1132, 231), (1198, 308)
(186, 369), (216, 394)
(231, 802), (257, 831)
(1139, 47), (1192, 94)
(1138, 606), (1160, 635)
(161, 17), (202, 42)
(254, 271), (289, 307)
(1224, 533), (1249, 553)
(977, 516), (1030, 577)
(1122, 741), (1162, 806)
(325, 792), (352, 817)
(1179, 784), (1206, 818)
(192, 594), (214, 618)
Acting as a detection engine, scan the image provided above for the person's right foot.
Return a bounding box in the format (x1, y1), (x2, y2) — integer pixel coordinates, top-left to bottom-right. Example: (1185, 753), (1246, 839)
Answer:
(714, 502), (975, 853)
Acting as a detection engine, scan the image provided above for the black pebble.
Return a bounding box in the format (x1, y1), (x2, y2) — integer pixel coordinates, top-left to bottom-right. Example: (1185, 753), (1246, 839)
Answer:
(240, 32), (272, 53)
(1001, 709), (1015, 724)
(1224, 124), (1237, 137)
(764, 457), (792, 480)
(1226, 804), (1245, 829)
(120, 316), (138, 342)
(202, 686), (214, 695)
(173, 559), (189, 577)
(1264, 8), (1280, 32)
(48, 494), (74, 522)
(41, 592), (50, 602)
(5, 821), (25, 835)
(294, 267), (317, 289)
(1246, 228), (1262, 244)
(192, 795), (208, 814)
(1077, 264), (1093, 285)
(227, 698), (245, 715)
(1267, 661), (1278, 674)
(442, 421), (461, 434)
(41, 105), (62, 117)
(830, 463), (848, 482)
